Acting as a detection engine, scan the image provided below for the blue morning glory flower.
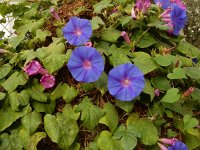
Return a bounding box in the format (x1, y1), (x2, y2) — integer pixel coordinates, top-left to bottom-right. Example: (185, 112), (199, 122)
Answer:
(108, 63), (145, 101)
(62, 17), (92, 46)
(170, 4), (187, 35)
(154, 0), (170, 9)
(67, 46), (104, 83)
(168, 141), (188, 150)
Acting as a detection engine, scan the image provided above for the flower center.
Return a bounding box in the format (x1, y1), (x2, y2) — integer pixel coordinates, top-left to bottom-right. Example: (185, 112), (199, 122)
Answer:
(121, 79), (131, 87)
(76, 29), (82, 36)
(83, 60), (92, 69)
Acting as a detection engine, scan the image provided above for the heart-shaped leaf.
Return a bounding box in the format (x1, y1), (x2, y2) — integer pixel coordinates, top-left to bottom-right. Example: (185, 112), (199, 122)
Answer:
(167, 68), (187, 79)
(183, 115), (199, 131)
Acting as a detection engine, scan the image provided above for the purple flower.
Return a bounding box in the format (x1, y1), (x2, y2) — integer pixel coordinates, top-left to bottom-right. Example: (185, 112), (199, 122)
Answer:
(154, 0), (171, 9)
(135, 0), (151, 13)
(23, 60), (42, 76)
(50, 7), (61, 21)
(40, 74), (55, 89)
(168, 141), (188, 150)
(67, 46), (104, 83)
(62, 17), (92, 46)
(108, 63), (145, 101)
(154, 89), (160, 96)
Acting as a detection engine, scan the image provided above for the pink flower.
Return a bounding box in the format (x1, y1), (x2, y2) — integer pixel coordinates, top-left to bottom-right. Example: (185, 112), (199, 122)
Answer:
(159, 138), (177, 145)
(154, 89), (160, 96)
(84, 41), (93, 47)
(50, 7), (61, 21)
(40, 74), (55, 89)
(23, 60), (42, 76)
(121, 31), (131, 44)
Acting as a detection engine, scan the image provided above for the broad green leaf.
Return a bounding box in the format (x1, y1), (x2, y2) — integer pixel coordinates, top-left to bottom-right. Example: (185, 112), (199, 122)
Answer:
(8, 90), (30, 111)
(127, 113), (159, 145)
(34, 29), (51, 42)
(62, 104), (80, 121)
(110, 52), (131, 67)
(0, 129), (23, 150)
(2, 71), (28, 93)
(21, 110), (42, 135)
(0, 92), (6, 100)
(115, 100), (134, 113)
(93, 0), (112, 14)
(27, 132), (46, 150)
(183, 115), (199, 131)
(185, 132), (200, 150)
(68, 142), (80, 150)
(184, 67), (200, 79)
(97, 131), (123, 150)
(85, 142), (99, 150)
(176, 41), (200, 60)
(161, 88), (181, 103)
(154, 54), (175, 66)
(132, 52), (159, 74)
(24, 8), (37, 19)
(151, 76), (171, 91)
(93, 72), (108, 95)
(44, 112), (79, 149)
(8, 34), (25, 49)
(131, 30), (157, 48)
(20, 50), (37, 64)
(143, 79), (155, 101)
(0, 63), (12, 79)
(0, 104), (31, 132)
(42, 54), (68, 73)
(91, 16), (105, 30)
(19, 128), (30, 149)
(118, 16), (132, 26)
(167, 68), (187, 79)
(27, 81), (47, 102)
(100, 28), (121, 43)
(99, 103), (118, 133)
(113, 125), (141, 150)
(75, 97), (104, 130)
(191, 88), (200, 100)
(51, 83), (78, 103)
(32, 100), (56, 114)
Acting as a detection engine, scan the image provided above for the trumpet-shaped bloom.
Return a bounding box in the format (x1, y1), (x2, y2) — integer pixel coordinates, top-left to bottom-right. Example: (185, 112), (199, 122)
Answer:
(168, 141), (188, 150)
(67, 46), (104, 83)
(40, 74), (55, 89)
(62, 16), (92, 46)
(154, 0), (186, 9)
(23, 60), (42, 76)
(108, 63), (145, 101)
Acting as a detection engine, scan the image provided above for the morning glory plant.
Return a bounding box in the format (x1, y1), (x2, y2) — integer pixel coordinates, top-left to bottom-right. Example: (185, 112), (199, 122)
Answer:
(108, 63), (145, 101)
(62, 16), (92, 46)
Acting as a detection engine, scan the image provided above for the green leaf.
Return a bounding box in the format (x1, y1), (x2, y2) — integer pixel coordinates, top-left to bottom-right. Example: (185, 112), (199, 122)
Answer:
(93, 72), (108, 95)
(113, 125), (141, 150)
(99, 103), (118, 133)
(109, 52), (131, 67)
(185, 132), (200, 150)
(118, 16), (132, 26)
(191, 88), (200, 100)
(0, 63), (12, 79)
(51, 83), (78, 103)
(184, 67), (200, 79)
(85, 142), (99, 150)
(27, 80), (47, 102)
(21, 110), (42, 135)
(97, 131), (123, 150)
(0, 92), (6, 100)
(2, 71), (28, 93)
(100, 28), (121, 43)
(19, 128), (30, 149)
(42, 54), (68, 73)
(131, 30), (157, 48)
(167, 68), (187, 79)
(91, 16), (105, 30)
(151, 76), (171, 91)
(8, 34), (25, 49)
(8, 90), (30, 111)
(115, 100), (134, 113)
(62, 104), (80, 121)
(20, 50), (37, 64)
(0, 104), (31, 132)
(34, 29), (51, 42)
(127, 113), (159, 145)
(161, 88), (181, 103)
(32, 100), (56, 114)
(183, 115), (199, 131)
(132, 52), (159, 74)
(0, 129), (23, 150)
(143, 79), (155, 101)
(27, 132), (46, 150)
(75, 97), (104, 130)
(154, 54), (175, 66)
(93, 0), (112, 14)
(44, 112), (79, 149)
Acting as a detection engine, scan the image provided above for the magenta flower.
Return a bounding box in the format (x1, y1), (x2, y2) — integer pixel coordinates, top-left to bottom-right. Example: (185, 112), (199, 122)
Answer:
(121, 31), (131, 44)
(84, 41), (93, 47)
(62, 17), (92, 46)
(67, 46), (104, 83)
(40, 74), (55, 89)
(23, 60), (42, 76)
(135, 0), (151, 13)
(154, 89), (160, 96)
(108, 63), (145, 101)
(50, 7), (61, 21)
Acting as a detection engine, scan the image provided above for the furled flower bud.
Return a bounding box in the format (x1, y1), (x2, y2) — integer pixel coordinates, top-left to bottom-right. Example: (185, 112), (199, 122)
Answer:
(183, 87), (195, 97)
(121, 31), (131, 44)
(50, 7), (61, 21)
(159, 138), (177, 145)
(154, 89), (160, 97)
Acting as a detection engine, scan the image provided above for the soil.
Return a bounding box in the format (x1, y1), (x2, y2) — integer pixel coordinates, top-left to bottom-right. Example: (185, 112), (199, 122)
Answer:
(183, 0), (200, 48)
